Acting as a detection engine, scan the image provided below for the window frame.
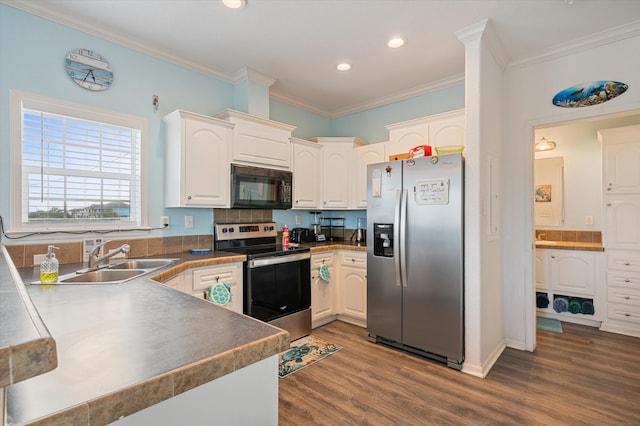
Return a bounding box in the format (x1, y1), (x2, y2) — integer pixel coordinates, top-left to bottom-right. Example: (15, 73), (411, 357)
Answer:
(9, 90), (149, 236)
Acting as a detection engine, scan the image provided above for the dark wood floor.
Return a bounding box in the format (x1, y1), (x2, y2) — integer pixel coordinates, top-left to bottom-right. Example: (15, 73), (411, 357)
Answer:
(279, 320), (640, 425)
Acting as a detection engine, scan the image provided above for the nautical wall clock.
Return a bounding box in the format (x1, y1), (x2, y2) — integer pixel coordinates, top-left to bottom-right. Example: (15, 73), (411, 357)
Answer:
(65, 48), (113, 91)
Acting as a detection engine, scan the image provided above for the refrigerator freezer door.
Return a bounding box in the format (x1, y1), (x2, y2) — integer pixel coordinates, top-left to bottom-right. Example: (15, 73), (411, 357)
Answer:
(367, 161), (403, 343)
(401, 155), (464, 364)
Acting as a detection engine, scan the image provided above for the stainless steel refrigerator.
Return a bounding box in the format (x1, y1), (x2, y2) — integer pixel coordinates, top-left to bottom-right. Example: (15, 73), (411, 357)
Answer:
(366, 153), (464, 370)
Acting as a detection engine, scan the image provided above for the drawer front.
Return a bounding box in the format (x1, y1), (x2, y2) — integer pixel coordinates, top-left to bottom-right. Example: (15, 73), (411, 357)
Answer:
(608, 252), (640, 271)
(192, 266), (239, 291)
(607, 302), (640, 324)
(607, 271), (640, 290)
(312, 253), (335, 268)
(339, 251), (366, 268)
(608, 286), (640, 306)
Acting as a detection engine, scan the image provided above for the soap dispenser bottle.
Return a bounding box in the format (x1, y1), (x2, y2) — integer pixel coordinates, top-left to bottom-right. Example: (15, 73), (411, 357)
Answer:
(40, 245), (60, 283)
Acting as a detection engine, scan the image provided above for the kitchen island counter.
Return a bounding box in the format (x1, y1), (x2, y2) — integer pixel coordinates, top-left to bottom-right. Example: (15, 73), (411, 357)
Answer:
(4, 250), (289, 425)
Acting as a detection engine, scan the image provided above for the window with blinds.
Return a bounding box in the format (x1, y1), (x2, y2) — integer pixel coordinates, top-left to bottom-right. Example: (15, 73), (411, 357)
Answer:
(10, 91), (146, 232)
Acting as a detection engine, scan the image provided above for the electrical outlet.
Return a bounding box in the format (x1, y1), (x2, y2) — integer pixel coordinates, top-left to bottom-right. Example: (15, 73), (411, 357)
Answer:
(161, 216), (170, 228)
(585, 215), (593, 225)
(295, 215), (301, 225)
(33, 254), (46, 265)
(185, 215), (194, 229)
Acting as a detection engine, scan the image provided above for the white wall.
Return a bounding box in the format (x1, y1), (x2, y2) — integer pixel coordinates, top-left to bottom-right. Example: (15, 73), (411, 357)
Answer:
(502, 31), (640, 350)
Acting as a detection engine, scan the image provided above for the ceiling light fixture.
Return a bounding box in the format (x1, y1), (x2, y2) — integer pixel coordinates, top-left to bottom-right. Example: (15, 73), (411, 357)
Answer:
(222, 0), (246, 9)
(337, 63), (351, 71)
(387, 37), (406, 48)
(535, 137), (557, 152)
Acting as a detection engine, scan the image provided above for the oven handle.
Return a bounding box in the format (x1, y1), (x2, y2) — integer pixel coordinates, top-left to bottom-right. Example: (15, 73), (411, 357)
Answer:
(248, 252), (311, 268)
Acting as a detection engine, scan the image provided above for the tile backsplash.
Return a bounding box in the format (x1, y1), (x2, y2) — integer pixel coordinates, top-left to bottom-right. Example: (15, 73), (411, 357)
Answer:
(213, 208), (272, 223)
(5, 235), (213, 268)
(535, 229), (602, 244)
(5, 209), (274, 268)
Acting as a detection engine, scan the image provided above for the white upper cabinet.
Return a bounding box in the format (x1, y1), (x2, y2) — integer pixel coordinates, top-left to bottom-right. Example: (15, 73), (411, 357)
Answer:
(354, 143), (387, 209)
(291, 137), (322, 209)
(164, 110), (233, 208)
(214, 109), (296, 170)
(599, 125), (640, 194)
(311, 137), (368, 210)
(386, 109), (465, 156)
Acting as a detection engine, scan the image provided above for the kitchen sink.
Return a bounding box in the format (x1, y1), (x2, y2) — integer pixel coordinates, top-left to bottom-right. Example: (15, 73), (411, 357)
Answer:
(33, 258), (179, 285)
(109, 258), (177, 270)
(58, 269), (147, 284)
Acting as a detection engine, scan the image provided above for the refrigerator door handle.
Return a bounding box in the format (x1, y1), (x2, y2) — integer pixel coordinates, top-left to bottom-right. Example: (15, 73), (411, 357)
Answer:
(399, 188), (408, 287)
(394, 189), (402, 287)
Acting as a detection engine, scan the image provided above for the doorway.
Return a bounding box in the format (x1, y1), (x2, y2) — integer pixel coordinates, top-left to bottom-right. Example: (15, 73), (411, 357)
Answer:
(530, 110), (640, 349)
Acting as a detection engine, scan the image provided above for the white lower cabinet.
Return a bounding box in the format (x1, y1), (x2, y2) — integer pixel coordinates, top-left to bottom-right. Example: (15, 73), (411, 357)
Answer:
(601, 250), (640, 337)
(535, 248), (602, 324)
(338, 251), (367, 324)
(310, 250), (367, 329)
(163, 272), (187, 293)
(188, 263), (243, 314)
(311, 252), (336, 328)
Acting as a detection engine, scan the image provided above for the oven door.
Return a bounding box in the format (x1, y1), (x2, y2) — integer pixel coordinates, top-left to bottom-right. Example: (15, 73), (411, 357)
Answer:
(244, 252), (310, 322)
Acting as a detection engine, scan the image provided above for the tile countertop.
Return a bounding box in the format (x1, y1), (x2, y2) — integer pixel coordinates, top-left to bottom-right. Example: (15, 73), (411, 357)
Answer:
(3, 249), (289, 425)
(534, 240), (604, 252)
(0, 246), (57, 388)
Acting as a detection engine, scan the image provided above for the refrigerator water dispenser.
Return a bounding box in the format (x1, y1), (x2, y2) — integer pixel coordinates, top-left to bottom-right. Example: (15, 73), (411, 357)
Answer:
(373, 223), (394, 257)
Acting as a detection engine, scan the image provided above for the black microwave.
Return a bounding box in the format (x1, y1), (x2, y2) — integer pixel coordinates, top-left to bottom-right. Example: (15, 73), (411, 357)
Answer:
(230, 164), (292, 209)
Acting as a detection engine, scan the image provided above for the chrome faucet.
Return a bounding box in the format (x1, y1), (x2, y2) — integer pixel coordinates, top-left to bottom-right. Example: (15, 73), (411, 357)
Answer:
(88, 240), (131, 270)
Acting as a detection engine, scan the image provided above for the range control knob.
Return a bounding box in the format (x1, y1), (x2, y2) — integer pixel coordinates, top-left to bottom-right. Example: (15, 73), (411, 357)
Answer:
(222, 228), (228, 233)
(228, 227), (235, 233)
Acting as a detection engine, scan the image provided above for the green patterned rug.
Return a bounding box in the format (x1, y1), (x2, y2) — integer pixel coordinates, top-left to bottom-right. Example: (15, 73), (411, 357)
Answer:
(278, 335), (342, 378)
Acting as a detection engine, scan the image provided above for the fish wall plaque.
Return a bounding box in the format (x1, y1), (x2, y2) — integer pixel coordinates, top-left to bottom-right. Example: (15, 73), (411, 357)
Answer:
(552, 80), (628, 108)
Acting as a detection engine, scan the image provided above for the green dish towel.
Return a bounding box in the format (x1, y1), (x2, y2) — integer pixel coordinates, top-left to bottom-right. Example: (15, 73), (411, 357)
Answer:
(319, 264), (331, 283)
(568, 298), (582, 314)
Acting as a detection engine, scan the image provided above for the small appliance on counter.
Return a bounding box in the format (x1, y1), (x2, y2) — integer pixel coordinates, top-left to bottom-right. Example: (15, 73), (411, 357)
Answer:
(351, 217), (367, 243)
(290, 227), (313, 243)
(310, 211), (322, 237)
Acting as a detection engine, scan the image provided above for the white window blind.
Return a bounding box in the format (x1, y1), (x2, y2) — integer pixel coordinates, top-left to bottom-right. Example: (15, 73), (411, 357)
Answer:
(20, 107), (142, 228)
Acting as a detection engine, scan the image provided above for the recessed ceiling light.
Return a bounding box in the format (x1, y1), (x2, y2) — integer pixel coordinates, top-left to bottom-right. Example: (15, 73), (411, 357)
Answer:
(222, 0), (246, 9)
(387, 37), (406, 48)
(337, 63), (351, 71)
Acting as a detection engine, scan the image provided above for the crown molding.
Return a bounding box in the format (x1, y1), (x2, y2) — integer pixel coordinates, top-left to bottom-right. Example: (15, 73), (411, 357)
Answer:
(273, 73), (466, 119)
(233, 67), (276, 87)
(2, 0), (234, 83)
(508, 19), (640, 68)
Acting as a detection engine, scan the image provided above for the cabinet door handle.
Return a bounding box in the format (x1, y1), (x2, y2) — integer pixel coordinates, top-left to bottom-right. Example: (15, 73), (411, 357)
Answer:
(187, 195), (192, 200)
(551, 256), (556, 259)
(625, 313), (631, 317)
(625, 279), (630, 283)
(607, 188), (611, 191)
(625, 262), (630, 266)
(625, 296), (631, 300)
(606, 203), (612, 206)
